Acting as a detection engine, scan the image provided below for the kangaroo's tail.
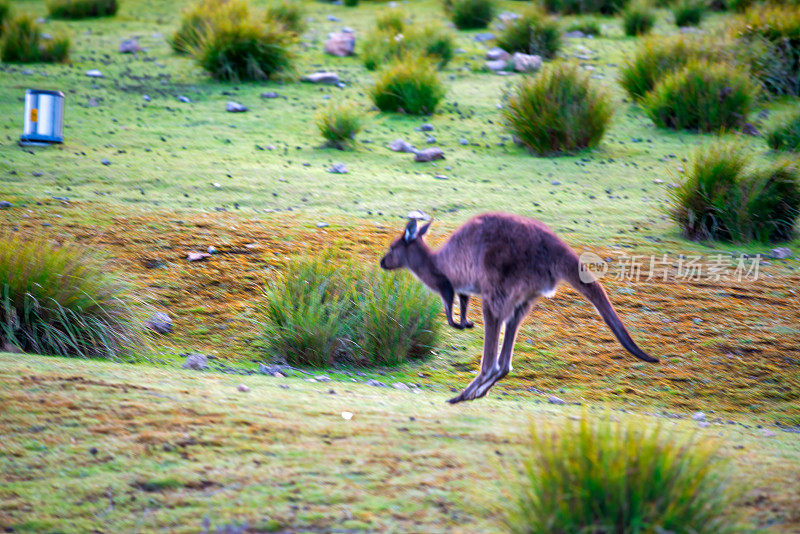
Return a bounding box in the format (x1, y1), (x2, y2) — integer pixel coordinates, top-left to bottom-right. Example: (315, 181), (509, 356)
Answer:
(564, 258), (658, 363)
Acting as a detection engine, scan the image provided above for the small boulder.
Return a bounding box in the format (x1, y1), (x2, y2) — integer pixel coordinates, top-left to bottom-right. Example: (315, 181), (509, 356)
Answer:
(692, 412), (706, 422)
(119, 38), (141, 53)
(182, 353), (208, 370)
(485, 59), (508, 71)
(187, 252), (211, 262)
(388, 138), (416, 153)
(261, 91), (280, 99)
(178, 95), (191, 103)
(392, 382), (409, 390)
(303, 72), (340, 85)
(769, 247), (792, 260)
(0, 201), (13, 209)
(473, 32), (495, 42)
(145, 312), (173, 334)
(564, 30), (586, 39)
(226, 101), (248, 113)
(420, 123), (434, 132)
(325, 32), (356, 57)
(486, 47), (510, 61)
(547, 395), (566, 405)
(328, 162), (348, 174)
(414, 147), (444, 162)
(85, 69), (103, 78)
(237, 384), (250, 393)
(513, 52), (542, 72)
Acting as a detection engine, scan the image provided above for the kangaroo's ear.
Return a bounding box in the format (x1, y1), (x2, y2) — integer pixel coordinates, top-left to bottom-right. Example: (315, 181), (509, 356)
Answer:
(417, 220), (432, 239)
(403, 219), (418, 243)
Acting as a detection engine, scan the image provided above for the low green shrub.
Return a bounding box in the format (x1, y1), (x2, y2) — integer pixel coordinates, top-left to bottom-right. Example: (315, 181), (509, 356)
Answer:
(316, 102), (363, 149)
(623, 1), (656, 35)
(0, 233), (144, 358)
(565, 18), (602, 36)
(495, 8), (561, 59)
(503, 63), (612, 155)
(0, 14), (70, 63)
(447, 0), (495, 29)
(195, 18), (293, 81)
(376, 7), (406, 33)
(619, 36), (723, 100)
(170, 0), (249, 55)
(258, 251), (441, 367)
(673, 0), (706, 26)
(344, 0), (359, 5)
(265, 0), (305, 34)
(644, 60), (756, 132)
(768, 112), (800, 151)
(734, 5), (800, 95)
(0, 1), (12, 34)
(371, 55), (445, 115)
(671, 142), (800, 242)
(47, 0), (117, 19)
(504, 418), (739, 534)
(362, 22), (454, 70)
(544, 0), (629, 15)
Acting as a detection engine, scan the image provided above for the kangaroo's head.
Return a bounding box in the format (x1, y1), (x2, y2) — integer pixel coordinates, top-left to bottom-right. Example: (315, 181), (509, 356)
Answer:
(379, 217), (432, 270)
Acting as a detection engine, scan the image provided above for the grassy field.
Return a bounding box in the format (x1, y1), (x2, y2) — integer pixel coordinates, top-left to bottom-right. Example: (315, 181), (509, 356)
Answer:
(1, 352), (799, 532)
(1, 0), (800, 530)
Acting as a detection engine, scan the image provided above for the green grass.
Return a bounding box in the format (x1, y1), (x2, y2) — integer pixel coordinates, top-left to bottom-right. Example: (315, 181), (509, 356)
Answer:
(47, 0), (117, 19)
(768, 111), (800, 152)
(1, 352), (798, 532)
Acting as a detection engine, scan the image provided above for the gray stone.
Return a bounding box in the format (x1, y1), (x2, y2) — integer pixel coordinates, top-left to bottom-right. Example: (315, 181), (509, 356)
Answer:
(178, 95), (191, 103)
(142, 94), (150, 102)
(261, 91), (280, 99)
(325, 32), (356, 57)
(564, 30), (586, 39)
(414, 147), (444, 162)
(388, 138), (416, 153)
(119, 38), (141, 53)
(316, 222), (329, 228)
(473, 32), (495, 42)
(392, 382), (410, 390)
(85, 69), (103, 78)
(328, 163), (348, 174)
(101, 158), (110, 166)
(366, 379), (388, 387)
(692, 411), (706, 421)
(485, 59), (508, 71)
(226, 101), (248, 112)
(547, 395), (566, 405)
(187, 252), (211, 262)
(182, 353), (208, 370)
(769, 247), (792, 259)
(88, 97), (99, 107)
(420, 123), (434, 132)
(145, 312), (173, 334)
(486, 47), (510, 61)
(498, 11), (521, 22)
(237, 384), (250, 392)
(207, 245), (217, 254)
(303, 72), (340, 85)
(315, 375), (332, 382)
(513, 52), (542, 72)
(0, 201), (12, 209)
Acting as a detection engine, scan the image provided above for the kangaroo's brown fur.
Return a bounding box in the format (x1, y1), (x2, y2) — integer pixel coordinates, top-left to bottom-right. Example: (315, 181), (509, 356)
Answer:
(379, 212), (658, 404)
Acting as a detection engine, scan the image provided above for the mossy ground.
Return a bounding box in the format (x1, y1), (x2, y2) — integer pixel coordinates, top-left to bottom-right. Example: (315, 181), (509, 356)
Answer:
(1, 0), (799, 531)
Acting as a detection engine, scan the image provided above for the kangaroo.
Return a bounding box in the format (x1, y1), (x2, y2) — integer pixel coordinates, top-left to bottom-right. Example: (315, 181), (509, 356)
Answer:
(379, 211), (658, 404)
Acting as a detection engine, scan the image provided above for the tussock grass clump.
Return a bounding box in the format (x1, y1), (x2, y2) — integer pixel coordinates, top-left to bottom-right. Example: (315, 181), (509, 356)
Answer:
(362, 16), (454, 71)
(0, 1), (12, 34)
(619, 36), (723, 100)
(734, 5), (800, 95)
(0, 233), (144, 358)
(566, 18), (602, 36)
(47, 0), (117, 19)
(265, 0), (305, 34)
(170, 0), (249, 54)
(643, 60), (756, 132)
(447, 0), (495, 29)
(0, 14), (70, 63)
(494, 8), (561, 59)
(376, 7), (406, 33)
(195, 18), (294, 81)
(316, 102), (363, 149)
(505, 418), (739, 534)
(258, 251), (441, 367)
(623, 1), (656, 35)
(543, 0), (628, 15)
(503, 63), (612, 155)
(673, 0), (706, 26)
(768, 112), (800, 152)
(371, 55), (445, 115)
(671, 142), (800, 242)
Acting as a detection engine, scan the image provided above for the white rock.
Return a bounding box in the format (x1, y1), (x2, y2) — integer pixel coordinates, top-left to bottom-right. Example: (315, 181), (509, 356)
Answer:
(226, 101), (248, 113)
(692, 412), (706, 421)
(85, 69), (103, 78)
(547, 395), (566, 405)
(303, 72), (340, 85)
(486, 47), (510, 61)
(237, 384), (250, 392)
(325, 32), (356, 57)
(513, 52), (542, 72)
(341, 411), (353, 420)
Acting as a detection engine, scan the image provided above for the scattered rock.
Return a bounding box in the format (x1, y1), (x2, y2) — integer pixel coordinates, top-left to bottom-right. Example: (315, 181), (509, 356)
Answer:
(388, 138), (416, 153)
(325, 32), (356, 56)
(392, 382), (409, 390)
(316, 222), (329, 228)
(697, 421), (711, 428)
(0, 201), (12, 209)
(85, 69), (103, 78)
(759, 428), (777, 437)
(187, 252), (211, 262)
(101, 158), (111, 166)
(434, 174), (448, 180)
(328, 162), (348, 174)
(366, 379), (387, 387)
(420, 123), (434, 132)
(414, 147), (444, 162)
(742, 122), (759, 136)
(258, 363), (287, 375)
(237, 384), (250, 392)
(547, 395), (566, 405)
(226, 101), (248, 113)
(459, 138), (469, 145)
(182, 353), (208, 370)
(513, 52), (542, 72)
(692, 411), (706, 422)
(88, 97), (99, 107)
(145, 312), (173, 334)
(564, 30), (586, 39)
(342, 411), (353, 420)
(473, 32), (495, 42)
(178, 95), (191, 103)
(143, 94), (151, 102)
(769, 247), (792, 259)
(261, 91), (280, 99)
(303, 72), (340, 85)
(486, 47), (510, 61)
(315, 375), (331, 382)
(207, 246), (217, 254)
(485, 59), (508, 71)
(327, 14), (341, 22)
(119, 38), (141, 53)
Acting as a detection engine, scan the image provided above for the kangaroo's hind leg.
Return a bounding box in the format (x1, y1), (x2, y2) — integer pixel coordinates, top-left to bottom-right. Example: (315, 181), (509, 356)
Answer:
(458, 294), (474, 329)
(447, 307), (501, 404)
(472, 300), (532, 400)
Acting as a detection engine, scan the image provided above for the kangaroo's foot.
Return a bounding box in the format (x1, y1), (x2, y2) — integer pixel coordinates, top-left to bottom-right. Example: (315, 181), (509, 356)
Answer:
(447, 374), (493, 404)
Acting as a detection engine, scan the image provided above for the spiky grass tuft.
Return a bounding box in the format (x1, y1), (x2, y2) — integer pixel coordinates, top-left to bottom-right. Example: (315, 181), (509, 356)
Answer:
(495, 7), (561, 60)
(768, 112), (800, 152)
(370, 55), (445, 115)
(47, 0), (117, 19)
(0, 14), (69, 63)
(316, 102), (363, 150)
